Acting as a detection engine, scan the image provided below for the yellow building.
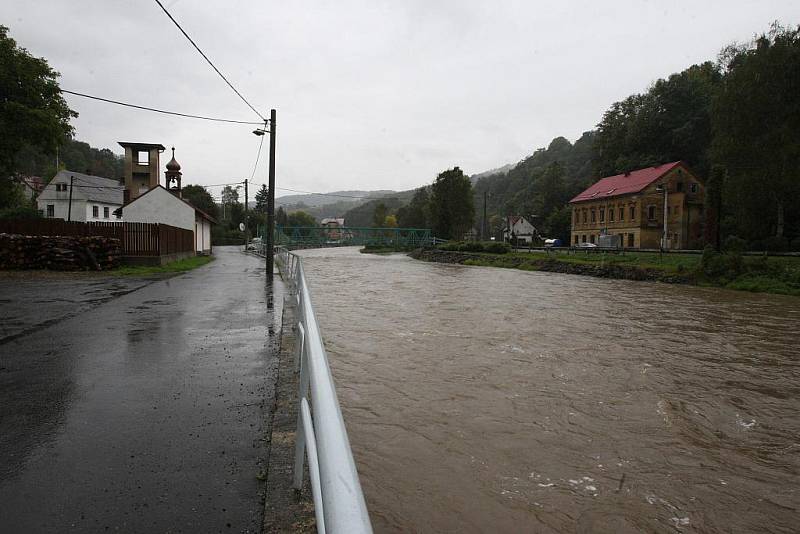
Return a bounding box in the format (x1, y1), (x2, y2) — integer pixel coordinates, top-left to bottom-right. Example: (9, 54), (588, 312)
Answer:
(570, 161), (705, 249)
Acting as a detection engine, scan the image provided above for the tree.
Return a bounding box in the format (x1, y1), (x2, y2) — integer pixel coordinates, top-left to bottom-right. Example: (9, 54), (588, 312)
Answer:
(276, 206), (288, 227)
(704, 165), (725, 250)
(372, 202), (388, 227)
(593, 62), (721, 178)
(712, 23), (800, 241)
(182, 184), (218, 219)
(396, 187), (430, 228)
(286, 210), (316, 227)
(384, 214), (397, 228)
(0, 25), (76, 208)
(221, 185), (240, 205)
(255, 184), (269, 212)
(430, 166), (474, 240)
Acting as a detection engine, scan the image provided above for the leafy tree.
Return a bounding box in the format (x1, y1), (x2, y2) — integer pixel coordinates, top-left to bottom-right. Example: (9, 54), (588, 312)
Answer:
(255, 184), (269, 212)
(276, 205), (288, 227)
(430, 166), (474, 240)
(712, 23), (800, 240)
(221, 185), (240, 205)
(342, 197), (403, 227)
(396, 187), (430, 228)
(0, 25), (76, 208)
(704, 165), (725, 250)
(372, 202), (388, 227)
(182, 184), (218, 219)
(384, 214), (397, 228)
(594, 62), (721, 177)
(286, 210), (316, 227)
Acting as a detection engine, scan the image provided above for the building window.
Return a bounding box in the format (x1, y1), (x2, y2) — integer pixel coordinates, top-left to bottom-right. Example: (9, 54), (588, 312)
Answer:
(628, 233), (634, 247)
(630, 205), (636, 220)
(591, 210), (596, 223)
(609, 207), (615, 222)
(619, 206), (625, 221)
(103, 206), (109, 219)
(590, 234), (596, 244)
(137, 151), (149, 165)
(574, 235), (579, 245)
(573, 210), (578, 224)
(582, 210), (587, 223)
(647, 205), (656, 220)
(690, 182), (698, 193)
(55, 183), (67, 192)
(677, 182), (684, 193)
(582, 234), (586, 243)
(47, 204), (54, 217)
(599, 208), (605, 222)
(92, 205), (99, 218)
(115, 209), (122, 219)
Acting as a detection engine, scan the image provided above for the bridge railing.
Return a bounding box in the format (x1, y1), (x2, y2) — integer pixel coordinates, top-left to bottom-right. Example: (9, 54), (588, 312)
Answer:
(273, 246), (373, 534)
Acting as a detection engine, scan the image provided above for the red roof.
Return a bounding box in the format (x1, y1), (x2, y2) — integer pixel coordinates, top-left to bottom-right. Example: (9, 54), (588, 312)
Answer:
(570, 161), (684, 203)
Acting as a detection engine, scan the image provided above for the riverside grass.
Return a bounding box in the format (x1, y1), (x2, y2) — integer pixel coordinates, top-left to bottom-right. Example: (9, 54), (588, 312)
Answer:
(413, 249), (800, 297)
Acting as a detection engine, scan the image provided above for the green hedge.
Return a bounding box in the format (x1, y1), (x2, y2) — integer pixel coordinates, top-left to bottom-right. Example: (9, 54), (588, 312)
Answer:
(438, 241), (511, 254)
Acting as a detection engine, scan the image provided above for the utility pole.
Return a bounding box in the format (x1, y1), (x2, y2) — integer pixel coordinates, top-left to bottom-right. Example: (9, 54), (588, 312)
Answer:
(244, 178), (249, 246)
(67, 175), (74, 221)
(482, 191), (487, 241)
(266, 109), (277, 283)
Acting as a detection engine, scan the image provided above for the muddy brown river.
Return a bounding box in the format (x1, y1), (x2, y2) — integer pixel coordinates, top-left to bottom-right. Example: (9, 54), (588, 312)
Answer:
(298, 247), (799, 533)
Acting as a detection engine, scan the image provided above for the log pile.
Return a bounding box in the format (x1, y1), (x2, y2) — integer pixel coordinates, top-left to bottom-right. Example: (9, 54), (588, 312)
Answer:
(0, 233), (122, 271)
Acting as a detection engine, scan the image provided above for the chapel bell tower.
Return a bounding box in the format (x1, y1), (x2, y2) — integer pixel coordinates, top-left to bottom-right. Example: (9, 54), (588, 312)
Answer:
(165, 147), (182, 197)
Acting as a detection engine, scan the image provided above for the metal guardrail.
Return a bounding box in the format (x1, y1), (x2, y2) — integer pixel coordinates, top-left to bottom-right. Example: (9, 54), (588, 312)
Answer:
(272, 246), (373, 534)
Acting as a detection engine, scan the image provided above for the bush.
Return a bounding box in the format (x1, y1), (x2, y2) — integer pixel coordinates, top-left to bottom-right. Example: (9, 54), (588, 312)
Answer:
(723, 235), (747, 254)
(762, 236), (789, 252)
(701, 245), (743, 279)
(483, 241), (511, 254)
(0, 206), (41, 220)
(437, 241), (511, 254)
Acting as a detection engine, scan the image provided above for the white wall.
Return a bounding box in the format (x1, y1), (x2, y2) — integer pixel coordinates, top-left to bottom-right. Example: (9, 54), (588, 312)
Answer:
(84, 202), (123, 222)
(194, 216), (212, 253)
(124, 187), (194, 231)
(38, 198), (86, 221)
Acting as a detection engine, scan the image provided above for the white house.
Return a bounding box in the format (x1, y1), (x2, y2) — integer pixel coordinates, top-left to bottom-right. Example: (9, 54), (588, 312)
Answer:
(503, 216), (538, 244)
(123, 185), (215, 255)
(37, 170), (124, 222)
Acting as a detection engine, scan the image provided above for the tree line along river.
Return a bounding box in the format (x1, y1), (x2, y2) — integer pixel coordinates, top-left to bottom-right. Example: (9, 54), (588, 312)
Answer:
(299, 247), (799, 533)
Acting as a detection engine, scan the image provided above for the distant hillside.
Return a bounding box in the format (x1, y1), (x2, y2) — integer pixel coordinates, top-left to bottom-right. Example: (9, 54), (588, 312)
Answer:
(275, 190), (394, 208)
(469, 163), (514, 184)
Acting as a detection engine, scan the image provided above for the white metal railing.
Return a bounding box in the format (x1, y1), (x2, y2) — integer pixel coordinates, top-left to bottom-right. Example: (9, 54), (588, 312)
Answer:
(273, 246), (373, 534)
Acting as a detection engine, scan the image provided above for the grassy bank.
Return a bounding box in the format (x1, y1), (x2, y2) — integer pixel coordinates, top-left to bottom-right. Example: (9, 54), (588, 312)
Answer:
(360, 245), (414, 254)
(113, 255), (214, 276)
(411, 248), (800, 296)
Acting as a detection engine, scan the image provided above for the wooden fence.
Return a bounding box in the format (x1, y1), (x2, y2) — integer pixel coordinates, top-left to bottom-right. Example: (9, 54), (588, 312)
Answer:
(0, 220), (194, 257)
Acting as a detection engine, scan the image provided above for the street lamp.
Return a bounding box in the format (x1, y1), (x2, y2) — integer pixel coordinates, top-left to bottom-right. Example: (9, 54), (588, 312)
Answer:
(655, 184), (668, 250)
(252, 112), (277, 283)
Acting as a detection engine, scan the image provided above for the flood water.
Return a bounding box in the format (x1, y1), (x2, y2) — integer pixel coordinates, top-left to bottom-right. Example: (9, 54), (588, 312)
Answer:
(298, 247), (800, 533)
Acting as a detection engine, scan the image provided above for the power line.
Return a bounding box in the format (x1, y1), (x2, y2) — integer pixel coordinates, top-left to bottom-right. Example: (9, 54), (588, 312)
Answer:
(61, 90), (264, 125)
(249, 133), (265, 181)
(153, 0), (267, 122)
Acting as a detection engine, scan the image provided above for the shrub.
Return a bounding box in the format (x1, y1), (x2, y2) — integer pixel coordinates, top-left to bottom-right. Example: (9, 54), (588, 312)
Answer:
(762, 236), (789, 252)
(723, 235), (747, 254)
(701, 244), (743, 279)
(483, 241), (511, 254)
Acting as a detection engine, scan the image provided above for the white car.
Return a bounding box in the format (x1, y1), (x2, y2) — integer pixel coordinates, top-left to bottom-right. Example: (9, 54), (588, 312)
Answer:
(576, 242), (597, 248)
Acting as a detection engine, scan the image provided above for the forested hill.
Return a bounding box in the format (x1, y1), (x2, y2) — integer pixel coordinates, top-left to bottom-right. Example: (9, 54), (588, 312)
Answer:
(15, 138), (124, 182)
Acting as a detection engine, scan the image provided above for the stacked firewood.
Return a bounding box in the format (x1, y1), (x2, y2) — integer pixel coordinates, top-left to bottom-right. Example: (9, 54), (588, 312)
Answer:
(0, 233), (122, 271)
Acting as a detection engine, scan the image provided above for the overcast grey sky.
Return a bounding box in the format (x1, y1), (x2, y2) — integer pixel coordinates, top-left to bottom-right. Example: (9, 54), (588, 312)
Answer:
(4, 1), (799, 198)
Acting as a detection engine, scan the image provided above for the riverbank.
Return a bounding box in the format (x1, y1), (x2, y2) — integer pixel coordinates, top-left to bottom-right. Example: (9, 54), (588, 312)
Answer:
(409, 248), (800, 296)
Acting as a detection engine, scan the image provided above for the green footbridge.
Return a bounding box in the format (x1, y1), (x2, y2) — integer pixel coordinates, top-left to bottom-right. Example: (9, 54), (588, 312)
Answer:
(256, 226), (433, 250)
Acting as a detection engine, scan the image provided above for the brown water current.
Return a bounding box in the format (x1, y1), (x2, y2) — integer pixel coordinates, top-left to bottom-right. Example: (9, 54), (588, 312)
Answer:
(298, 247), (800, 533)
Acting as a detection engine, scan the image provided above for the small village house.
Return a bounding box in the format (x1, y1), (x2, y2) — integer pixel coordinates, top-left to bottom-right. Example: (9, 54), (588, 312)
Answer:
(121, 147), (215, 255)
(503, 216), (537, 244)
(320, 217), (345, 241)
(569, 161), (705, 249)
(15, 175), (44, 201)
(37, 170), (123, 222)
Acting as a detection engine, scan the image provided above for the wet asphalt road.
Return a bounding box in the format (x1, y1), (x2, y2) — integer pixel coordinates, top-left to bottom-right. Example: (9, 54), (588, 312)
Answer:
(0, 247), (282, 533)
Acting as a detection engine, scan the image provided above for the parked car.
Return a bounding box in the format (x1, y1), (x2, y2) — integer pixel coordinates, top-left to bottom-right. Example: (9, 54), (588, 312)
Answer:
(544, 238), (562, 247)
(576, 242), (597, 248)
